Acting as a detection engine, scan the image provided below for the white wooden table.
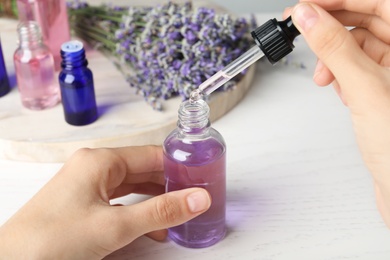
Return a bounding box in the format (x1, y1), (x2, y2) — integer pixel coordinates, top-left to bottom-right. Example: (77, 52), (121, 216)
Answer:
(1, 12), (390, 259)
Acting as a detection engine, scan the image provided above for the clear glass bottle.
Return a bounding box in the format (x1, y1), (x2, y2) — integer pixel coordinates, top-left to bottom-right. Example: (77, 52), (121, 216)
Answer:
(13, 21), (60, 110)
(0, 37), (11, 97)
(59, 40), (98, 126)
(163, 99), (226, 248)
(16, 0), (70, 71)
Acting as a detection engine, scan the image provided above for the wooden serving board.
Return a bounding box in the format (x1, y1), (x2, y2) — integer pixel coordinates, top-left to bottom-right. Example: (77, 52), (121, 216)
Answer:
(0, 3), (256, 163)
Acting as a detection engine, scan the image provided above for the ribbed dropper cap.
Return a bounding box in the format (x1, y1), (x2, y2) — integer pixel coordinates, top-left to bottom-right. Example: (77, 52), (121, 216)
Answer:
(251, 16), (300, 64)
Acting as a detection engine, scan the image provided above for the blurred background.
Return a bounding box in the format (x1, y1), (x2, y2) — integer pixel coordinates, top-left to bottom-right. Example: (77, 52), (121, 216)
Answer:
(212, 0), (297, 13)
(94, 0), (298, 13)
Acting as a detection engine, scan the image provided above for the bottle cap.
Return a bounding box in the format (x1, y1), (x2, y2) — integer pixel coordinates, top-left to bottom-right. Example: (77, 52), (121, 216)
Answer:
(251, 16), (300, 64)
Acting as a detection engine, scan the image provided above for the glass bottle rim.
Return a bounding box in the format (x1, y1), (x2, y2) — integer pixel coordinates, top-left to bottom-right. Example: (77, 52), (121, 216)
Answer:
(16, 21), (43, 46)
(178, 99), (210, 132)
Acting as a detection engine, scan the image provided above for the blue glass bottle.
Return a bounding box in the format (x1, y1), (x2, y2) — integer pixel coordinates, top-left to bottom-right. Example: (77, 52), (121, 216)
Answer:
(59, 40), (98, 126)
(0, 37), (11, 97)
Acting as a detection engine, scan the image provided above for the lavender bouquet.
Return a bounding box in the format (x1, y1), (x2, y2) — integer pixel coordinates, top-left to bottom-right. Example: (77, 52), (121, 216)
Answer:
(67, 1), (256, 110)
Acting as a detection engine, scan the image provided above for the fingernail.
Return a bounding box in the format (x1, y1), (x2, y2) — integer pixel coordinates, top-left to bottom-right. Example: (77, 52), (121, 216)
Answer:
(292, 3), (319, 32)
(186, 190), (211, 213)
(314, 59), (324, 79)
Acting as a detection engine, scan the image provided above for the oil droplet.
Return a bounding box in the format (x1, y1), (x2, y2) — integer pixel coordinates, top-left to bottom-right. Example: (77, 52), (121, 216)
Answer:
(189, 89), (202, 104)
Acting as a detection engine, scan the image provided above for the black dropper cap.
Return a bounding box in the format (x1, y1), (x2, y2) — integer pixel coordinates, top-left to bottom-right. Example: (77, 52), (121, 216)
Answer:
(251, 16), (301, 64)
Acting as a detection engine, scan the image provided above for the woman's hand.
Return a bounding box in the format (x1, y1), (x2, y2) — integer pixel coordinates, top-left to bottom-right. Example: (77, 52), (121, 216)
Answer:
(0, 146), (211, 259)
(285, 0), (390, 227)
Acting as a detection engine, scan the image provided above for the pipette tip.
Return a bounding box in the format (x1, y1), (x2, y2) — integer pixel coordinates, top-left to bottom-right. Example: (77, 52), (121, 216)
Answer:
(189, 89), (202, 104)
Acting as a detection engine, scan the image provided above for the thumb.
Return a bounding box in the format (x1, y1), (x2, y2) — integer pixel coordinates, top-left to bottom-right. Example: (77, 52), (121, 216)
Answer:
(115, 188), (211, 242)
(290, 3), (381, 103)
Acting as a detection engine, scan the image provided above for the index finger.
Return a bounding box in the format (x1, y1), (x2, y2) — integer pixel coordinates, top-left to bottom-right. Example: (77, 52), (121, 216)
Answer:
(111, 145), (164, 186)
(64, 145), (164, 191)
(300, 0), (390, 24)
(113, 145), (163, 174)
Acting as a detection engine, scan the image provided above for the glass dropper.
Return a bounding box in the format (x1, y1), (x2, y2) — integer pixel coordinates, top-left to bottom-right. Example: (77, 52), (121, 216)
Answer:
(190, 16), (301, 102)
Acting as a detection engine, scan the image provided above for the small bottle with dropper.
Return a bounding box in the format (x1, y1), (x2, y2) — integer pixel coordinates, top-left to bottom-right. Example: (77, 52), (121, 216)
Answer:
(163, 98), (226, 248)
(164, 16), (301, 248)
(190, 16), (301, 102)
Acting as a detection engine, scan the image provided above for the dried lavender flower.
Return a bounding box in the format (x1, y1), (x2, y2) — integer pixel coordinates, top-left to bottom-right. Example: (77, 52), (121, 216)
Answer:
(67, 1), (257, 110)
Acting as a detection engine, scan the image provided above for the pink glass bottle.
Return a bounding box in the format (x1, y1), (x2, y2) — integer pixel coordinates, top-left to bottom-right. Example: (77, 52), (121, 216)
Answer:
(14, 21), (60, 110)
(163, 99), (226, 248)
(16, 0), (70, 71)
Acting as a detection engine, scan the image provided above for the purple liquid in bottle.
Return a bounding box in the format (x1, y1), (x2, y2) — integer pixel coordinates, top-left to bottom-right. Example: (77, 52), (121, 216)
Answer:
(163, 99), (226, 248)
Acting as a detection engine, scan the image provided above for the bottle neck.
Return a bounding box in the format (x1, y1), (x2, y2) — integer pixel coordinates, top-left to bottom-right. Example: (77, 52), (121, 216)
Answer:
(178, 99), (210, 134)
(17, 21), (44, 48)
(60, 40), (88, 69)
